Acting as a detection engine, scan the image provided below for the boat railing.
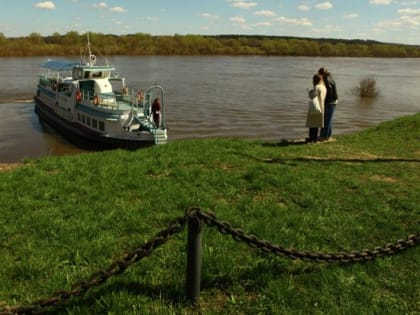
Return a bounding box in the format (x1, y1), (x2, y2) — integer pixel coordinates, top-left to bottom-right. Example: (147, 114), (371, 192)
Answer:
(38, 75), (49, 88)
(97, 93), (118, 109)
(144, 85), (165, 129)
(38, 75), (59, 90)
(77, 85), (165, 128)
(126, 86), (166, 129)
(79, 89), (145, 111)
(118, 88), (150, 112)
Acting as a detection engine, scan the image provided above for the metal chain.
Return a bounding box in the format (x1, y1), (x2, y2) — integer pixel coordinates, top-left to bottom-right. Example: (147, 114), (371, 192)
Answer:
(1, 207), (418, 314)
(193, 209), (420, 263)
(0, 215), (187, 315)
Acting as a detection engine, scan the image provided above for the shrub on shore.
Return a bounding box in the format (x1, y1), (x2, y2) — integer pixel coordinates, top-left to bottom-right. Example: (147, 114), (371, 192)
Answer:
(353, 76), (380, 98)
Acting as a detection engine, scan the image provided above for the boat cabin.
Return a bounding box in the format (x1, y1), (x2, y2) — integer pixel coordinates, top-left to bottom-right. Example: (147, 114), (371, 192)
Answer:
(71, 65), (115, 80)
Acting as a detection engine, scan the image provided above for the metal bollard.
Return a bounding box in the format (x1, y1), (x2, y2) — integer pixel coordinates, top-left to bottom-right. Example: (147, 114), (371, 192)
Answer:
(186, 215), (203, 303)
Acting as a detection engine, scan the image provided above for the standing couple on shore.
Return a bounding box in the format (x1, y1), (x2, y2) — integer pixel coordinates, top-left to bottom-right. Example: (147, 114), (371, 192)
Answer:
(306, 67), (338, 143)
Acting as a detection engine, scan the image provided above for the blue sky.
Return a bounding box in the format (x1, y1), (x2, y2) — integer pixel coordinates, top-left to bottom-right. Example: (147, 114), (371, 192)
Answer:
(1, 0), (420, 44)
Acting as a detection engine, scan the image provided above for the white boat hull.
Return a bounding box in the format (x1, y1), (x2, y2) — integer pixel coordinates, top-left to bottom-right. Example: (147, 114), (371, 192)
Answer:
(34, 96), (162, 149)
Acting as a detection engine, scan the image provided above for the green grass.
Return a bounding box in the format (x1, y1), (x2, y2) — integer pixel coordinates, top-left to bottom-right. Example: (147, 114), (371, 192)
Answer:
(1, 113), (419, 314)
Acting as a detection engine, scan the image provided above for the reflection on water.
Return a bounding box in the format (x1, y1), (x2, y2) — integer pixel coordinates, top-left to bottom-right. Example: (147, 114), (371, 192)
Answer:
(0, 56), (419, 163)
(0, 103), (85, 163)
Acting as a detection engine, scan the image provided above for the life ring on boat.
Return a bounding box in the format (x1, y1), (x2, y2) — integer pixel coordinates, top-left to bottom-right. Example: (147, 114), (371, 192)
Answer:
(137, 90), (144, 102)
(76, 90), (82, 102)
(89, 54), (97, 64)
(93, 94), (100, 106)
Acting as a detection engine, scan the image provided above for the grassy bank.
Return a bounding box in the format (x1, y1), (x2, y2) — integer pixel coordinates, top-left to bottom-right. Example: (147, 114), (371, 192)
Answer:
(0, 114), (419, 314)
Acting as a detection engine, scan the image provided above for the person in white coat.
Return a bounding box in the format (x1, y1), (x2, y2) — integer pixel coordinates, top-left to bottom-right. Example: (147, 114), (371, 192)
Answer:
(306, 74), (326, 143)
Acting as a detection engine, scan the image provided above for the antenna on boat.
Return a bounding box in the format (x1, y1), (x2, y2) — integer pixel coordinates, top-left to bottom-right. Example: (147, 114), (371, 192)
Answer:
(87, 33), (92, 56)
(87, 32), (97, 66)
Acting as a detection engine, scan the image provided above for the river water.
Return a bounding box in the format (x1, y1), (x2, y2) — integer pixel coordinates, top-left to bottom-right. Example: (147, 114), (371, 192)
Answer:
(1, 56), (419, 162)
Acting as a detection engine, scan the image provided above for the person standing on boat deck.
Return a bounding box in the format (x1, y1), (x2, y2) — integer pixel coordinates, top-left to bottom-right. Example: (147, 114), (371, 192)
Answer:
(318, 67), (338, 141)
(152, 98), (161, 127)
(306, 74), (326, 143)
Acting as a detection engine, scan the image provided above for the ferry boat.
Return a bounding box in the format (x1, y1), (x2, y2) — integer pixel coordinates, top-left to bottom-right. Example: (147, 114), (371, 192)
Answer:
(34, 39), (167, 149)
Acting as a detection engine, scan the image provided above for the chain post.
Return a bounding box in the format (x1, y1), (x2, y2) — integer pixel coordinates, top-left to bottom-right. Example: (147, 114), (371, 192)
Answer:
(185, 209), (204, 303)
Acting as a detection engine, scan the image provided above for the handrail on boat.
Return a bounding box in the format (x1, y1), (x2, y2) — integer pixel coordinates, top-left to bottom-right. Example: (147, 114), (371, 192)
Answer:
(150, 85), (165, 129)
(77, 85), (165, 129)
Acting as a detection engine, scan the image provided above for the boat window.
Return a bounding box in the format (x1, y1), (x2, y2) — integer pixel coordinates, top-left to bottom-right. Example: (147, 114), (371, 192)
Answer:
(84, 71), (90, 79)
(82, 115), (85, 123)
(92, 119), (98, 129)
(99, 121), (105, 131)
(77, 113), (80, 121)
(87, 117), (91, 126)
(72, 69), (78, 79)
(58, 83), (72, 95)
(92, 72), (102, 78)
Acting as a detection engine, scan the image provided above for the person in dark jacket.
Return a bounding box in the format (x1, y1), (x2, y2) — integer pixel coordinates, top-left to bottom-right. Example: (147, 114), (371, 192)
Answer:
(318, 67), (338, 140)
(152, 98), (161, 127)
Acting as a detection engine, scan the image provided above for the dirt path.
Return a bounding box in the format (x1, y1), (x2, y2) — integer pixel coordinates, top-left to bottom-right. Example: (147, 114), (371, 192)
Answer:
(0, 163), (22, 172)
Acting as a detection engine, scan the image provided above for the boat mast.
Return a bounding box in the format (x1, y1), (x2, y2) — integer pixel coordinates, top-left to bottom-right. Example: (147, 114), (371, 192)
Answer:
(87, 33), (96, 66)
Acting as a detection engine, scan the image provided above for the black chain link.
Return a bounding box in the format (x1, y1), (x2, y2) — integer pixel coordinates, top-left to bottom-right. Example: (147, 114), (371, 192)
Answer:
(194, 209), (420, 263)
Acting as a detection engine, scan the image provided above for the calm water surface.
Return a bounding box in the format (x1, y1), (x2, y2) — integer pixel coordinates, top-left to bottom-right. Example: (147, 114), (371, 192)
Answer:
(1, 56), (419, 162)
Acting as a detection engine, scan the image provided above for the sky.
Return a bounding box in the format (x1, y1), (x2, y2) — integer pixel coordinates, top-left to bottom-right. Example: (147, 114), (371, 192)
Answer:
(1, 0), (420, 45)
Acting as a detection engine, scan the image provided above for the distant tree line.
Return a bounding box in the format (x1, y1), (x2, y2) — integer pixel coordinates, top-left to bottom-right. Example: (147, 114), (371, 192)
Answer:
(1, 31), (419, 57)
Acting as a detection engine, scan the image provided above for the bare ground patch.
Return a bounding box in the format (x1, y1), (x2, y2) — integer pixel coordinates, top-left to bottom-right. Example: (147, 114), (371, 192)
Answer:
(0, 163), (22, 172)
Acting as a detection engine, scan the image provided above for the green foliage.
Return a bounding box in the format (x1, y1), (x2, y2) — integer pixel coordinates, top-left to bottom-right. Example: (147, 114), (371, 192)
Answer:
(0, 114), (419, 314)
(1, 32), (420, 57)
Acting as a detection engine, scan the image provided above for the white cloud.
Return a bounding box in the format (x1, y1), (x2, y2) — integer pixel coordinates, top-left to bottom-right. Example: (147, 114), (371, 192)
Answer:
(344, 13), (359, 19)
(400, 15), (420, 25)
(109, 6), (127, 13)
(375, 15), (420, 29)
(315, 2), (333, 10)
(201, 13), (220, 20)
(229, 14), (252, 30)
(255, 10), (276, 17)
(34, 1), (56, 10)
(298, 4), (310, 11)
(370, 0), (392, 5)
(230, 16), (246, 23)
(398, 8), (420, 14)
(275, 16), (312, 27)
(229, 0), (258, 9)
(92, 3), (126, 13)
(312, 24), (343, 35)
(92, 2), (108, 9)
(254, 22), (272, 27)
(398, 1), (418, 5)
(147, 16), (160, 22)
(373, 4), (420, 32)
(112, 18), (121, 25)
(375, 19), (404, 28)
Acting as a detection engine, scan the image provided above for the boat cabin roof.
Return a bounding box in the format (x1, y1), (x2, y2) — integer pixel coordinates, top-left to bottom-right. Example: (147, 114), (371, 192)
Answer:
(42, 59), (116, 80)
(42, 59), (80, 71)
